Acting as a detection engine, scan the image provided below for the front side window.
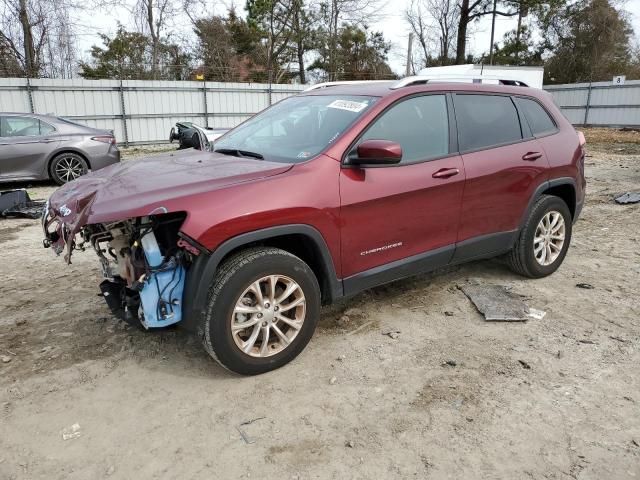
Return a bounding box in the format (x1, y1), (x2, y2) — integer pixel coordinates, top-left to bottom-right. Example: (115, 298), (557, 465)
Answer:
(357, 95), (449, 163)
(454, 94), (522, 151)
(215, 95), (378, 163)
(2, 116), (42, 137)
(515, 97), (557, 136)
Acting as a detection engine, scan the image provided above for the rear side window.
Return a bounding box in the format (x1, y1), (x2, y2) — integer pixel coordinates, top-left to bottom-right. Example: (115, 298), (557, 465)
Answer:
(454, 94), (522, 151)
(515, 97), (556, 136)
(358, 95), (449, 163)
(40, 121), (56, 135)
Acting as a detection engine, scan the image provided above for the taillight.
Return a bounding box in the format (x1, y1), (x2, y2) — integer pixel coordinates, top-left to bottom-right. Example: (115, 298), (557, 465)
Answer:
(91, 135), (116, 146)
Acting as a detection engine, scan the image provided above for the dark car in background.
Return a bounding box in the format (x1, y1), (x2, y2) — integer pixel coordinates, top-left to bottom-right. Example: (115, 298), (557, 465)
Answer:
(0, 113), (120, 185)
(169, 121), (228, 151)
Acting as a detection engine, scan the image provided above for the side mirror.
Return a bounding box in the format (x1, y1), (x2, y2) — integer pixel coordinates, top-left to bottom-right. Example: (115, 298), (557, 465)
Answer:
(350, 139), (402, 166)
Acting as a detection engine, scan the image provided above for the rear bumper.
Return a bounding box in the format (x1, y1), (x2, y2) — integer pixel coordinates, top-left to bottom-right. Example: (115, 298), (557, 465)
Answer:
(88, 146), (120, 171)
(574, 199), (584, 223)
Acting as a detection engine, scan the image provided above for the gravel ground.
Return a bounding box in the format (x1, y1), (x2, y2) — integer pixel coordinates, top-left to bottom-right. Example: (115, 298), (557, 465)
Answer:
(0, 141), (639, 479)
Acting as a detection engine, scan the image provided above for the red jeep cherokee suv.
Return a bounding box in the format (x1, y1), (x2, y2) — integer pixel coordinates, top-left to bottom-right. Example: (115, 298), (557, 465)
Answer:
(43, 78), (586, 374)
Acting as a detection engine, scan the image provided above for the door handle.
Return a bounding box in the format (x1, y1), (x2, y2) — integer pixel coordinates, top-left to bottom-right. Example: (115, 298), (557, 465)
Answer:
(432, 167), (460, 179)
(522, 151), (542, 161)
(40, 138), (56, 143)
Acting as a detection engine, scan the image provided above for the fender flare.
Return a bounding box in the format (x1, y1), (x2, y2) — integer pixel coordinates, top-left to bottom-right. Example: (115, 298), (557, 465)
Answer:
(181, 224), (342, 333)
(519, 177), (577, 230)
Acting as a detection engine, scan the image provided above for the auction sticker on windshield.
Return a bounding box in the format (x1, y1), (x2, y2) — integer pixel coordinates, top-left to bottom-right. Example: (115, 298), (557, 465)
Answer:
(327, 100), (369, 113)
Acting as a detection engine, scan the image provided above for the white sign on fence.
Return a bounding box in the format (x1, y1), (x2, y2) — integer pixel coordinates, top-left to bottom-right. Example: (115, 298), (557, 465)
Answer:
(613, 75), (626, 85)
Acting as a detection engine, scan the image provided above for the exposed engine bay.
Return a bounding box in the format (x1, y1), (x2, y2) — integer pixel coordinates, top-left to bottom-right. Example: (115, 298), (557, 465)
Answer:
(76, 213), (191, 329)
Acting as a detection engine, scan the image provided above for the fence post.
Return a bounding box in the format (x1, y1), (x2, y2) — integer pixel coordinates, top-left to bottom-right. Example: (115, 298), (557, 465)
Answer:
(583, 82), (592, 126)
(118, 79), (129, 147)
(202, 80), (209, 128)
(25, 77), (34, 113)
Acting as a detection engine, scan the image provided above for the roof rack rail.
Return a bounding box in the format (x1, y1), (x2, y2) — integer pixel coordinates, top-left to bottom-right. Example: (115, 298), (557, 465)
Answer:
(390, 75), (529, 89)
(303, 80), (390, 92)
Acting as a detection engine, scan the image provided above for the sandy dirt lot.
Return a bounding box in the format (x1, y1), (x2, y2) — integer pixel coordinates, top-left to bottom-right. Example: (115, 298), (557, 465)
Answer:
(1, 138), (639, 479)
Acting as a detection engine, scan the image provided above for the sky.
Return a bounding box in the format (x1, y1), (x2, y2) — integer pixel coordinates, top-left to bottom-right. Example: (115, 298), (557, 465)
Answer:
(74, 0), (640, 76)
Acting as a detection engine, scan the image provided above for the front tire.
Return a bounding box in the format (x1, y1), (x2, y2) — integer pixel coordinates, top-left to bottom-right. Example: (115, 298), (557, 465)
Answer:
(50, 152), (88, 185)
(507, 194), (573, 278)
(203, 247), (320, 375)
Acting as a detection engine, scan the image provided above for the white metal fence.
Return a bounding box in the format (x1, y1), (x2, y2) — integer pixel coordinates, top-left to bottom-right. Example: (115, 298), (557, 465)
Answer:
(0, 78), (305, 145)
(1, 78), (638, 144)
(544, 80), (640, 127)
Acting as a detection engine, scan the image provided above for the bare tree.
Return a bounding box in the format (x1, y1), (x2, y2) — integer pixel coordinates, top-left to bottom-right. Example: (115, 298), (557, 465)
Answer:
(405, 0), (458, 67)
(455, 0), (518, 64)
(318, 0), (383, 81)
(0, 0), (80, 77)
(133, 0), (177, 78)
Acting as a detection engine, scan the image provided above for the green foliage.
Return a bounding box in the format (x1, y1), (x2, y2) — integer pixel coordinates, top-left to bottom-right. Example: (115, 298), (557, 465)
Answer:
(489, 25), (543, 66)
(543, 0), (636, 83)
(309, 24), (395, 81)
(79, 26), (190, 80)
(0, 37), (23, 77)
(194, 9), (265, 82)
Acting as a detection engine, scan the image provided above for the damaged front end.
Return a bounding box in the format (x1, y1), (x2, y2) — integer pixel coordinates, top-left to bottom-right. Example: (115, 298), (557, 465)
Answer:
(44, 207), (198, 329)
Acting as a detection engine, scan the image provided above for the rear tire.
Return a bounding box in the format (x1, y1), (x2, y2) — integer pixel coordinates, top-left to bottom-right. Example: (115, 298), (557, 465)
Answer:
(50, 152), (88, 185)
(507, 194), (572, 278)
(202, 247), (320, 375)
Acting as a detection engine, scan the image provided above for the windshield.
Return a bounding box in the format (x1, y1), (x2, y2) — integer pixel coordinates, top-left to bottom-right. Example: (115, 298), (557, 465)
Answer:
(215, 94), (378, 163)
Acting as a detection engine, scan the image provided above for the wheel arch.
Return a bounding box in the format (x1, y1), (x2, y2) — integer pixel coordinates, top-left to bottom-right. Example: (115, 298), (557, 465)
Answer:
(181, 225), (342, 335)
(520, 177), (577, 229)
(46, 149), (91, 177)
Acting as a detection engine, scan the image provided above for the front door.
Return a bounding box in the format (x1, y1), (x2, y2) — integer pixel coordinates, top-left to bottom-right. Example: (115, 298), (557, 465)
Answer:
(339, 94), (465, 292)
(0, 116), (57, 180)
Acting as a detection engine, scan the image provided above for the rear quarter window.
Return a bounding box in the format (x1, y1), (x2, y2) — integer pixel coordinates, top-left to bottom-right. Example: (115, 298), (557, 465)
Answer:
(515, 97), (557, 136)
(454, 94), (522, 151)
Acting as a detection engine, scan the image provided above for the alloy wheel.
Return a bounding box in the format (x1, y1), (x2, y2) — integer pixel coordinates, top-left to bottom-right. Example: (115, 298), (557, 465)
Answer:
(230, 275), (306, 358)
(55, 156), (85, 182)
(533, 210), (566, 266)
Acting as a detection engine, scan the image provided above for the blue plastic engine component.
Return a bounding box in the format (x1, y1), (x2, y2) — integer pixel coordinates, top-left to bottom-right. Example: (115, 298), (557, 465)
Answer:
(138, 231), (185, 329)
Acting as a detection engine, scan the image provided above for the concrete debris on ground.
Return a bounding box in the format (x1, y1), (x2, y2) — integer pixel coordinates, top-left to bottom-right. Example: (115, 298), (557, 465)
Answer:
(382, 329), (401, 339)
(459, 282), (544, 322)
(61, 423), (82, 440)
(614, 192), (640, 204)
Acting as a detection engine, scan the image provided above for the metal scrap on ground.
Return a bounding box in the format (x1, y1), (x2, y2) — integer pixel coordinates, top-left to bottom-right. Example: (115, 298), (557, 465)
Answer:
(459, 282), (544, 322)
(614, 192), (640, 204)
(0, 189), (45, 219)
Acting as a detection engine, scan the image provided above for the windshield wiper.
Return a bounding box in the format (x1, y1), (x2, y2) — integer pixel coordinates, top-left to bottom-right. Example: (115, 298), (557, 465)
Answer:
(215, 148), (264, 160)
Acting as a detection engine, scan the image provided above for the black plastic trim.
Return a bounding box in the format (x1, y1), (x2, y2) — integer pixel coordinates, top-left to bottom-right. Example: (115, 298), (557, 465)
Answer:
(451, 230), (518, 263)
(343, 244), (454, 296)
(181, 224), (342, 333)
(519, 177), (577, 229)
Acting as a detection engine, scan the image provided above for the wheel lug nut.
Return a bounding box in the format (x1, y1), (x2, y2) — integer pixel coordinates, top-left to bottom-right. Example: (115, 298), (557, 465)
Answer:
(265, 303), (270, 308)
(274, 306), (279, 311)
(262, 321), (267, 327)
(257, 313), (263, 318)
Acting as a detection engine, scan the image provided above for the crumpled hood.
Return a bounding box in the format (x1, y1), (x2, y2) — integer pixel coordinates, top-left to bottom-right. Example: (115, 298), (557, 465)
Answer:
(43, 149), (292, 261)
(49, 149), (292, 223)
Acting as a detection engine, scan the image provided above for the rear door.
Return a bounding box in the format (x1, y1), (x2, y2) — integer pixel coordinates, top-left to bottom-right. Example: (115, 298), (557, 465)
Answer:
(339, 93), (465, 288)
(0, 116), (58, 179)
(452, 93), (550, 261)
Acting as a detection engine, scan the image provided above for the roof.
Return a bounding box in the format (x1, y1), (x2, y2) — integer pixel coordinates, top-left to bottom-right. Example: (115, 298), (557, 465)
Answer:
(299, 81), (546, 100)
(1, 112), (59, 119)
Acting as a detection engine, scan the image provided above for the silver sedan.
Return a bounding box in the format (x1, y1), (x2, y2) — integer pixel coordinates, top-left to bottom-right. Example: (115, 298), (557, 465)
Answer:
(0, 113), (120, 185)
